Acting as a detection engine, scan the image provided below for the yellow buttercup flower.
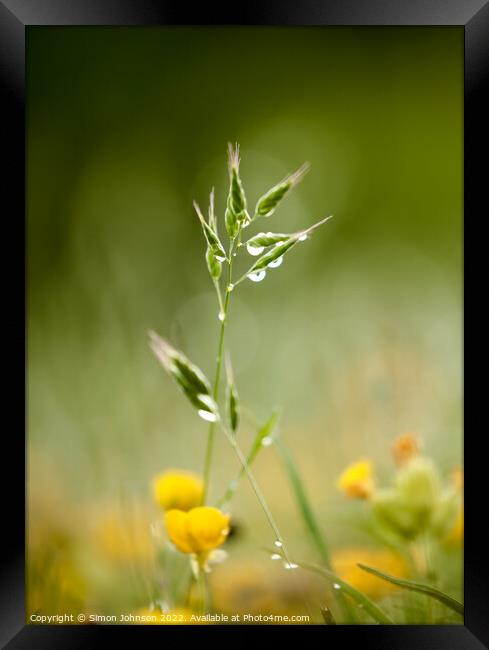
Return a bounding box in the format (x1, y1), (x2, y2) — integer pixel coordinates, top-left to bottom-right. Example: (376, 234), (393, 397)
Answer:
(93, 508), (154, 564)
(452, 467), (464, 491)
(446, 506), (463, 544)
(392, 432), (421, 466)
(153, 470), (203, 511)
(337, 460), (374, 499)
(165, 506), (230, 568)
(332, 548), (408, 599)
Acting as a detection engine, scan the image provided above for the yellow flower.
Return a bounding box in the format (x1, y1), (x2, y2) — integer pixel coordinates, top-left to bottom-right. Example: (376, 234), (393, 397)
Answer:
(93, 508), (154, 564)
(452, 467), (464, 491)
(392, 432), (421, 466)
(165, 506), (230, 561)
(337, 460), (374, 499)
(153, 470), (203, 511)
(446, 506), (463, 544)
(332, 548), (408, 599)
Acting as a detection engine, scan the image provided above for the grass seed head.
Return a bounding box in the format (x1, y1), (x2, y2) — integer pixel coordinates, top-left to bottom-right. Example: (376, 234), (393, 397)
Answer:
(254, 162), (310, 219)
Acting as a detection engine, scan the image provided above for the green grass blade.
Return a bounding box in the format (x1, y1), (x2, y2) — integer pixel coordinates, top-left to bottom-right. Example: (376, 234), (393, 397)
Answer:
(274, 437), (331, 568)
(217, 411), (280, 506)
(300, 563), (394, 624)
(357, 564), (464, 616)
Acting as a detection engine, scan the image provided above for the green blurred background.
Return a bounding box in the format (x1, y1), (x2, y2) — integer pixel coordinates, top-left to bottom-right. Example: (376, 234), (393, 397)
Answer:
(27, 26), (462, 570)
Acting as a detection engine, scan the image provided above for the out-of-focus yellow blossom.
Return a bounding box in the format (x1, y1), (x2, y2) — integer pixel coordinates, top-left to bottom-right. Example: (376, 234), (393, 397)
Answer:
(446, 467), (463, 544)
(337, 460), (375, 499)
(132, 607), (194, 624)
(452, 467), (464, 491)
(93, 509), (154, 564)
(446, 507), (463, 544)
(165, 506), (230, 570)
(332, 548), (408, 599)
(210, 560), (322, 621)
(392, 432), (421, 466)
(153, 470), (203, 511)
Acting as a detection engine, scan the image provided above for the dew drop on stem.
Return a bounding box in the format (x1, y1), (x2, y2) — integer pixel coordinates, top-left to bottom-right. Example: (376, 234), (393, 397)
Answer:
(283, 562), (298, 570)
(248, 270), (266, 283)
(267, 256), (283, 269)
(247, 243), (265, 256)
(198, 410), (218, 422)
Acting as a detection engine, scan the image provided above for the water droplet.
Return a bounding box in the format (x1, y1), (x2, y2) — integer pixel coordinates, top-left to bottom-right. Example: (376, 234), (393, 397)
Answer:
(261, 436), (273, 447)
(284, 562), (299, 570)
(298, 234), (308, 242)
(218, 312), (225, 322)
(227, 283), (234, 292)
(248, 270), (266, 283)
(333, 583), (341, 590)
(274, 540), (283, 548)
(270, 553), (281, 560)
(198, 409), (218, 422)
(267, 256), (283, 269)
(247, 243), (264, 256)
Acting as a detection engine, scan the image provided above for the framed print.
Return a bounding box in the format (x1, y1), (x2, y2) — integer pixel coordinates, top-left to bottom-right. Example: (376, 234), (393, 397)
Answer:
(1, 0), (487, 647)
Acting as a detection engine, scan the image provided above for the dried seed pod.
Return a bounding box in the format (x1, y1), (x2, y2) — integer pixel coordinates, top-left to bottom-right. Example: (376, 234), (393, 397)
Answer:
(194, 201), (227, 262)
(149, 331), (219, 423)
(254, 162), (309, 219)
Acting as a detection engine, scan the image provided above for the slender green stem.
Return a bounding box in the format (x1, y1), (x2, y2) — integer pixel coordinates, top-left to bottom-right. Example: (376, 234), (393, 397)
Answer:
(217, 411), (280, 508)
(202, 233), (240, 503)
(220, 424), (293, 566)
(202, 220), (293, 565)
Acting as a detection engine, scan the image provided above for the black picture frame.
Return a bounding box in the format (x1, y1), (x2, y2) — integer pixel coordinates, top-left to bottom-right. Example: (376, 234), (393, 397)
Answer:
(1, 1), (486, 647)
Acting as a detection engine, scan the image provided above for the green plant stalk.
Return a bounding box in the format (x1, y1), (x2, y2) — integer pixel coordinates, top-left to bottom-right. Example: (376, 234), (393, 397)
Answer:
(202, 219), (293, 564)
(220, 422), (294, 566)
(202, 233), (239, 504)
(217, 411), (280, 507)
(300, 563), (394, 625)
(357, 563), (464, 616)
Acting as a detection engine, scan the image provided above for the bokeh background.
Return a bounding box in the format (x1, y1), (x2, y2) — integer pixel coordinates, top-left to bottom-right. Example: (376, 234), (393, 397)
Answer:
(27, 26), (462, 621)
